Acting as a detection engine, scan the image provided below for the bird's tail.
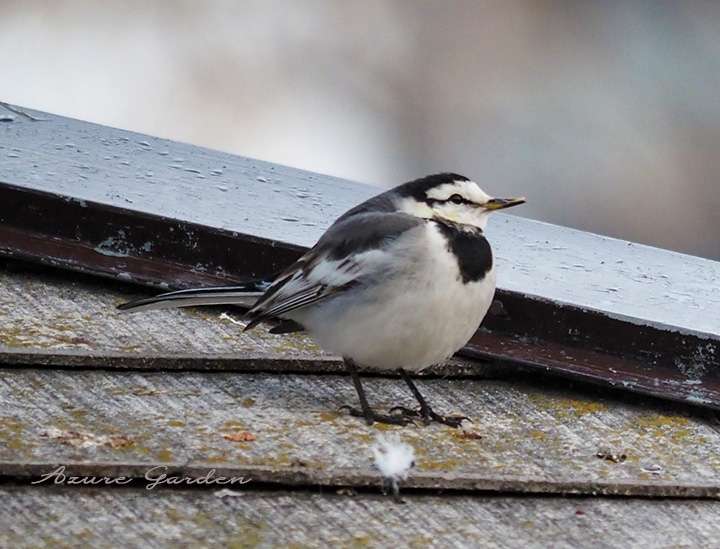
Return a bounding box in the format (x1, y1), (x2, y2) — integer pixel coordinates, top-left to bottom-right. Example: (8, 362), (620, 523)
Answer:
(117, 280), (270, 313)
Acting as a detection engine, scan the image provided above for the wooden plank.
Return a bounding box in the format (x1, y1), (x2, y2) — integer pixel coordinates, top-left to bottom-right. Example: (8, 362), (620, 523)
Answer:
(2, 368), (720, 497)
(0, 259), (325, 361)
(0, 261), (489, 377)
(2, 486), (720, 548)
(5, 248), (720, 414)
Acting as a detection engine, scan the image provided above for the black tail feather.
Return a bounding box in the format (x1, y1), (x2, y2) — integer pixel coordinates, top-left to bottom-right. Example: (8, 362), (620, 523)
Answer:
(117, 281), (270, 313)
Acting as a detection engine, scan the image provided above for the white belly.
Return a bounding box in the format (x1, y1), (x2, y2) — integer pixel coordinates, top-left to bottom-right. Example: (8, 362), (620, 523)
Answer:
(293, 224), (496, 371)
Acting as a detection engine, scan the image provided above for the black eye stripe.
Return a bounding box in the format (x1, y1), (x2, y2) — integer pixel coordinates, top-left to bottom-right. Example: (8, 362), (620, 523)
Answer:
(426, 194), (471, 206)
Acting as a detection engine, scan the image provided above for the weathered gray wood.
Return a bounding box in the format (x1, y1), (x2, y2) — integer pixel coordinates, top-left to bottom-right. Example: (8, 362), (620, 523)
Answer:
(1, 104), (718, 338)
(0, 263), (489, 376)
(6, 262), (720, 413)
(0, 260), (322, 358)
(2, 487), (720, 549)
(2, 368), (720, 497)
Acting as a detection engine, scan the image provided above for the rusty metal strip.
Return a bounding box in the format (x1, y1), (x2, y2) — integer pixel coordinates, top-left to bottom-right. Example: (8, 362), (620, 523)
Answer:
(0, 182), (301, 289)
(465, 290), (720, 410)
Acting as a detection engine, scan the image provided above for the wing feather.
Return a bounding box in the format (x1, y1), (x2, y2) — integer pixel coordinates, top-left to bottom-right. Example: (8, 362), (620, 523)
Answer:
(243, 212), (422, 330)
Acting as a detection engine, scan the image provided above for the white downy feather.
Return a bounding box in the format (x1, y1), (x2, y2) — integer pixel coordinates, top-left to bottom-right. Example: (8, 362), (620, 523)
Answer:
(372, 434), (415, 482)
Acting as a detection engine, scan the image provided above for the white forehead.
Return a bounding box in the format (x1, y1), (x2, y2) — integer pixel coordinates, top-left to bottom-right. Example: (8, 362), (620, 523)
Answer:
(425, 180), (491, 203)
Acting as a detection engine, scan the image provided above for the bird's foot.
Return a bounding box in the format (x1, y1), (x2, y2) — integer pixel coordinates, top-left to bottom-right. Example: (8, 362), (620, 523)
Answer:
(389, 405), (469, 428)
(339, 405), (415, 426)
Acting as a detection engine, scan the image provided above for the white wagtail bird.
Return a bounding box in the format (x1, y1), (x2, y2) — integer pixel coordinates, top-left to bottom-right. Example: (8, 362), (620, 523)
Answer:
(119, 173), (525, 427)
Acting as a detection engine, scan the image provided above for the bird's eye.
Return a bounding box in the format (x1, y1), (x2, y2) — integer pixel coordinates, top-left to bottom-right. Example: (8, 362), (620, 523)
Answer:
(448, 194), (464, 204)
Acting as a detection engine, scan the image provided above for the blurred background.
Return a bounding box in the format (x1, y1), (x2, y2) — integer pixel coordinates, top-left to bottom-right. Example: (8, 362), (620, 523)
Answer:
(2, 0), (719, 259)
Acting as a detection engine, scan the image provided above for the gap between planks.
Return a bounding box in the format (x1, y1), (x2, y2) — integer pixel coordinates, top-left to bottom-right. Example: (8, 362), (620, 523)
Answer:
(0, 349), (504, 378)
(1, 463), (719, 500)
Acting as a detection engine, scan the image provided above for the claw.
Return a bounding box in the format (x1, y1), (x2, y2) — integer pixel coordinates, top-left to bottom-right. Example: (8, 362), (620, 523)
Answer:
(339, 405), (415, 426)
(429, 412), (468, 429)
(388, 405), (418, 416)
(388, 405), (470, 428)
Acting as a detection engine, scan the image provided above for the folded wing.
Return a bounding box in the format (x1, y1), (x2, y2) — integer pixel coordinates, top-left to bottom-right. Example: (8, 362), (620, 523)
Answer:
(243, 212), (422, 330)
(118, 212), (422, 330)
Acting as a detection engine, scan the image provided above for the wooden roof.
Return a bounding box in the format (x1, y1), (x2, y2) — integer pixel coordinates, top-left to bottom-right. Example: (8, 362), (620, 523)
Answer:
(2, 259), (720, 545)
(2, 103), (720, 546)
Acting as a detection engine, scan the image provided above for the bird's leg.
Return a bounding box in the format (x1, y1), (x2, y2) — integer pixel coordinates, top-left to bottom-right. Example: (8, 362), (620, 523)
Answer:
(339, 359), (413, 426)
(390, 369), (469, 428)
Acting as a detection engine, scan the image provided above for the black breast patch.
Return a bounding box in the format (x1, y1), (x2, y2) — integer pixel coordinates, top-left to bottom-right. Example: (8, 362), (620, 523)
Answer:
(434, 221), (493, 283)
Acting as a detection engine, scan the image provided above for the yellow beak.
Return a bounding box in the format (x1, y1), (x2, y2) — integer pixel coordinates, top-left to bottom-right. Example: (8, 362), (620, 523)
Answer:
(484, 197), (526, 211)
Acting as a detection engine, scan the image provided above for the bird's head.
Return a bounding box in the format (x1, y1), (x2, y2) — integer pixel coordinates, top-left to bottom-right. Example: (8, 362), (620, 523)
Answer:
(394, 173), (525, 230)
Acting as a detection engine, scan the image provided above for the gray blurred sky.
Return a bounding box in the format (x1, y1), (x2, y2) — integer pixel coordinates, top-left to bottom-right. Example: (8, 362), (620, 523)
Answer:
(2, 0), (719, 259)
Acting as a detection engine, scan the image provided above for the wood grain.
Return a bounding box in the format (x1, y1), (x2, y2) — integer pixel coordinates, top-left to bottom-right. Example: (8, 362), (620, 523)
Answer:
(2, 368), (720, 497)
(0, 263), (491, 376)
(2, 486), (720, 548)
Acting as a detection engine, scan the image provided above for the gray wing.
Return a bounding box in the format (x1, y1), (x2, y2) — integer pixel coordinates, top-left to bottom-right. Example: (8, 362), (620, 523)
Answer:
(244, 212), (423, 329)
